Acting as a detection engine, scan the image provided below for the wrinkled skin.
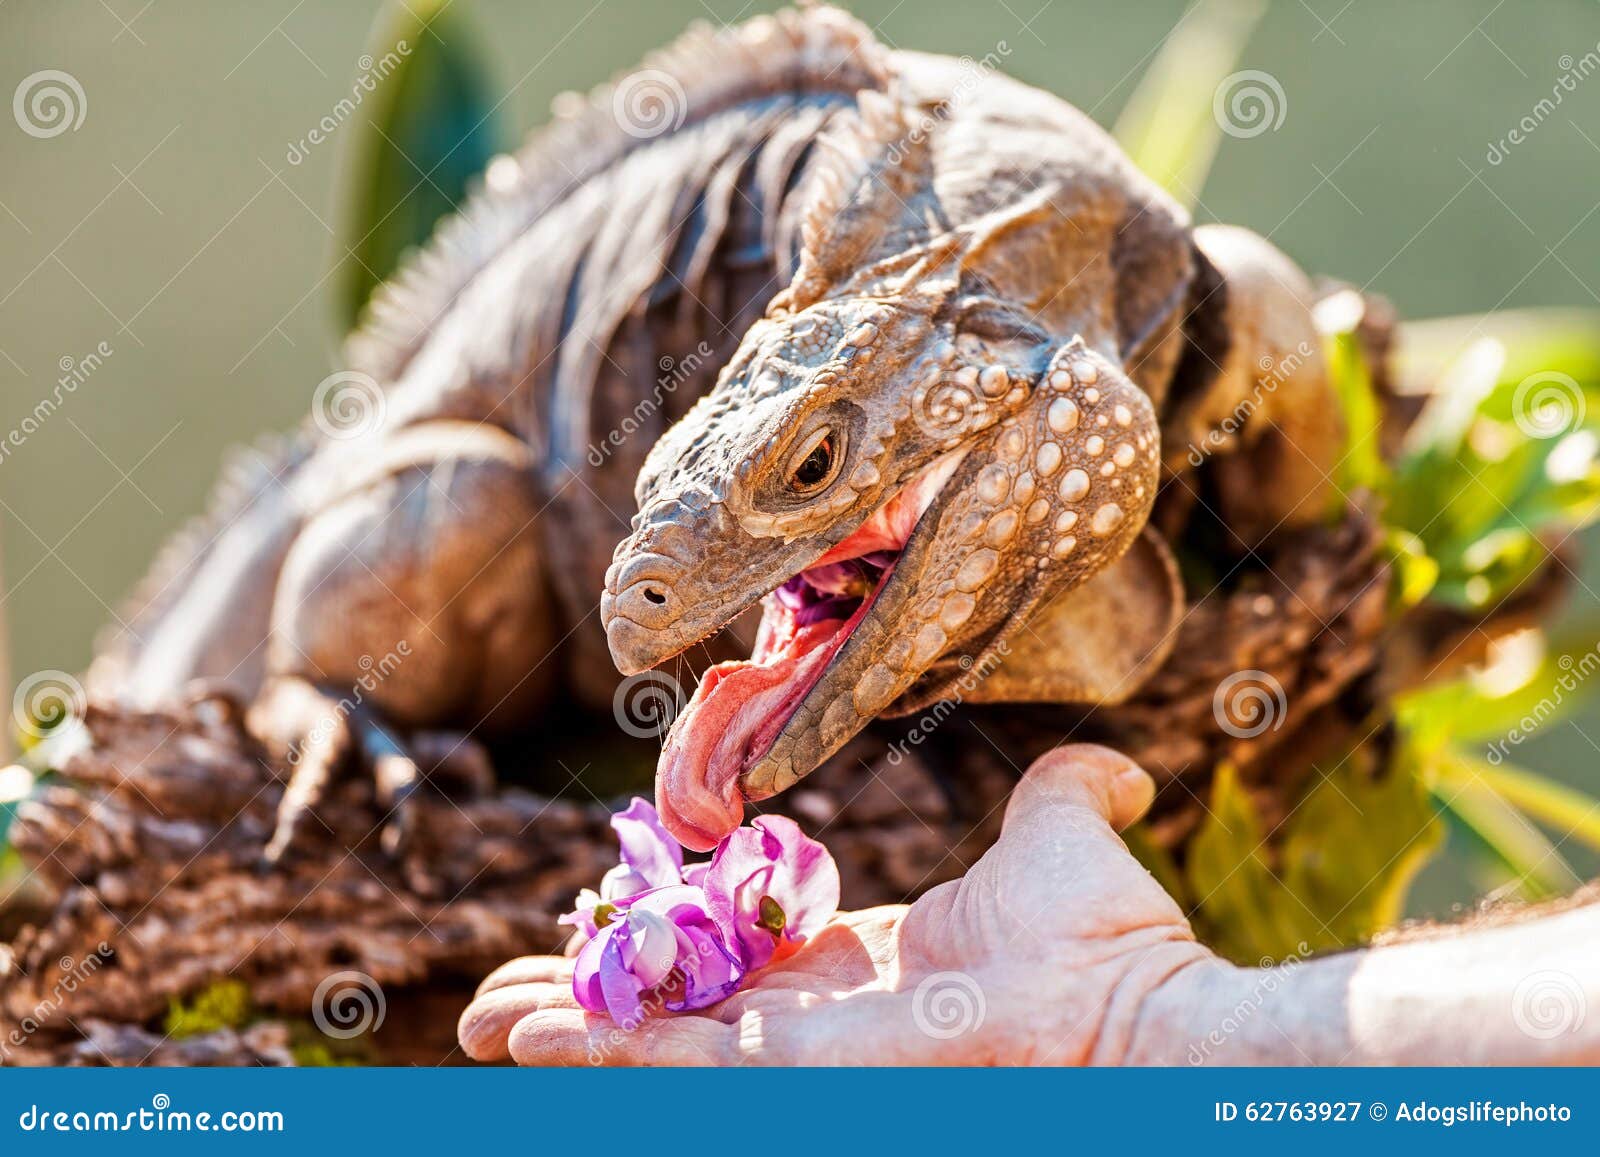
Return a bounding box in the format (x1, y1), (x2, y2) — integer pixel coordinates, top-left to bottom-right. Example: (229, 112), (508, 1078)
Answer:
(458, 745), (1203, 1065)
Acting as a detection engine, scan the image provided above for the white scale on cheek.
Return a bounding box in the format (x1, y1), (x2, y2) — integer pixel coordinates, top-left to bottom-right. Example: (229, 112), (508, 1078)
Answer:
(1047, 398), (1079, 434)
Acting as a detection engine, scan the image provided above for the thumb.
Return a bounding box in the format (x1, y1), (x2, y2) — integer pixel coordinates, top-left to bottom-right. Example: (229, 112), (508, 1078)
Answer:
(987, 744), (1183, 942)
(1003, 744), (1156, 834)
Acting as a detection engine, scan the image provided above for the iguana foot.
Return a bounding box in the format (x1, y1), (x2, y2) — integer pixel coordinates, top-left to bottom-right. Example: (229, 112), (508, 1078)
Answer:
(248, 677), (493, 864)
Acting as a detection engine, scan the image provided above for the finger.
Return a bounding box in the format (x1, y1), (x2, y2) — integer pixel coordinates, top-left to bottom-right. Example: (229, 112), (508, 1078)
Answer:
(1004, 743), (1154, 833)
(982, 744), (1187, 940)
(458, 981), (578, 1062)
(506, 1008), (735, 1067)
(474, 955), (574, 996)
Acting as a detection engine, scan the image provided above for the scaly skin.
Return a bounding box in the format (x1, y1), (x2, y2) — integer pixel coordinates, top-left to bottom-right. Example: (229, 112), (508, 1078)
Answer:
(601, 27), (1341, 840)
(87, 6), (1341, 856)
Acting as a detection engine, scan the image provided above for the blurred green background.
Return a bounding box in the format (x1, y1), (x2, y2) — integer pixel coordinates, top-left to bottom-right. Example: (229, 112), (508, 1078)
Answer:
(4, 0), (1600, 920)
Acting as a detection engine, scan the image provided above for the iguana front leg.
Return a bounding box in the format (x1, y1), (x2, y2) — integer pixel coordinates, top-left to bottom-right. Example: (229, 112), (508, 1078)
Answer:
(251, 421), (555, 860)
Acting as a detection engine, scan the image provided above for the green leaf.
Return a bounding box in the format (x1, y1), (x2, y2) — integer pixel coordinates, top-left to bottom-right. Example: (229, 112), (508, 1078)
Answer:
(1383, 527), (1438, 610)
(1185, 750), (1443, 964)
(339, 0), (501, 331)
(1438, 753), (1600, 854)
(1396, 309), (1600, 399)
(1184, 764), (1304, 963)
(1429, 764), (1573, 902)
(1384, 317), (1600, 611)
(1111, 0), (1268, 207)
(165, 978), (256, 1039)
(1397, 625), (1600, 749)
(1316, 292), (1388, 499)
(1277, 744), (1442, 947)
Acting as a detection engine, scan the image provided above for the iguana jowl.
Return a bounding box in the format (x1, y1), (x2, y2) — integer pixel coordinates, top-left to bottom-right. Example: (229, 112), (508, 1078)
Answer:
(91, 6), (1342, 857)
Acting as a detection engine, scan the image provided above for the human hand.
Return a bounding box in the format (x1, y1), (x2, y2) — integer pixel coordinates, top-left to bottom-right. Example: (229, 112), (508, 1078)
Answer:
(459, 744), (1212, 1065)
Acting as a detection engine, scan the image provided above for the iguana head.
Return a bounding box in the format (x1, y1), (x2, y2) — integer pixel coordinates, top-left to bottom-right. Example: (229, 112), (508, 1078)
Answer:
(602, 87), (1172, 850)
(604, 288), (1159, 848)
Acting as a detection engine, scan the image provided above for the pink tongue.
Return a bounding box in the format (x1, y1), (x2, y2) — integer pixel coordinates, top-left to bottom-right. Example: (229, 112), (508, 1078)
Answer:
(656, 621), (838, 851)
(653, 451), (965, 851)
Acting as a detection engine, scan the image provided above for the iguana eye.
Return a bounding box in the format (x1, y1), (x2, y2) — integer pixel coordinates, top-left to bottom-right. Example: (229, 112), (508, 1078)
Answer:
(788, 428), (841, 493)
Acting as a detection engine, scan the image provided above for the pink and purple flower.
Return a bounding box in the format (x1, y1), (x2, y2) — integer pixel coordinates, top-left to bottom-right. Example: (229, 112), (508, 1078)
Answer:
(560, 798), (839, 1023)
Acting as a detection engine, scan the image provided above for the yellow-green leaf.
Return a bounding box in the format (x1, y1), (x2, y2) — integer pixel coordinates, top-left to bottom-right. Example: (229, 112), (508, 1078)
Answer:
(1111, 0), (1268, 207)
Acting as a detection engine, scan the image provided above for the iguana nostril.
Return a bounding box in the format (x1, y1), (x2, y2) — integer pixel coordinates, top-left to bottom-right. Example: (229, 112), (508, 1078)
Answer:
(642, 587), (667, 606)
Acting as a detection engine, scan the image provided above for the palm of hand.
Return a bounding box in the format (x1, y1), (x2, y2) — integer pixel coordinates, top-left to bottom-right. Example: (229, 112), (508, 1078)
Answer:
(459, 746), (1206, 1066)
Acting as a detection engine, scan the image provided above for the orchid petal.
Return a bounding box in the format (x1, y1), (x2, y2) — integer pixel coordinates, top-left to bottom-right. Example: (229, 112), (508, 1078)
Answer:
(610, 797), (684, 890)
(705, 815), (839, 970)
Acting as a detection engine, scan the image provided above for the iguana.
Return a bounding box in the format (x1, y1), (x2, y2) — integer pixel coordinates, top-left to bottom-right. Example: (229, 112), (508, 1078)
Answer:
(89, 5), (1345, 858)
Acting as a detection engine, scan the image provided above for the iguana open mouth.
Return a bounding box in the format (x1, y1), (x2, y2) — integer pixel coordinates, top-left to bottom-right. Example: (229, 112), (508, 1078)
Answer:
(656, 452), (964, 850)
